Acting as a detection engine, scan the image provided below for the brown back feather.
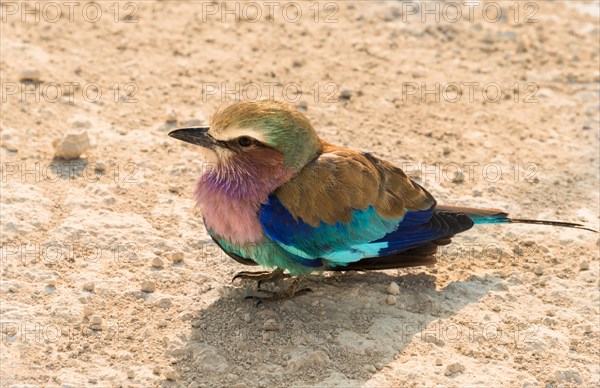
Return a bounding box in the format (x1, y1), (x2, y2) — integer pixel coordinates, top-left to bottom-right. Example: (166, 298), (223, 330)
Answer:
(276, 142), (435, 226)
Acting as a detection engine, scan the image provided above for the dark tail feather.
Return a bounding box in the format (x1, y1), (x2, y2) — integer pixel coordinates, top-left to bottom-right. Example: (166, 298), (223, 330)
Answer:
(436, 205), (597, 233)
(508, 218), (597, 232)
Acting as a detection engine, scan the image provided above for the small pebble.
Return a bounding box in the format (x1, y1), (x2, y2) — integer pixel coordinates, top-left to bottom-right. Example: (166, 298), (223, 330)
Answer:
(53, 132), (90, 160)
(387, 282), (400, 295)
(533, 265), (544, 276)
(169, 252), (184, 263)
(180, 312), (192, 321)
(164, 367), (178, 381)
(165, 109), (177, 123)
(19, 69), (41, 82)
(436, 358), (443, 366)
(243, 314), (251, 323)
(168, 185), (179, 193)
(263, 319), (279, 331)
(340, 88), (352, 100)
(72, 120), (91, 129)
(157, 297), (173, 309)
(127, 370), (135, 379)
(296, 100), (308, 112)
(386, 295), (397, 305)
(89, 315), (102, 325)
(83, 306), (94, 317)
(153, 366), (161, 375)
(472, 189), (483, 197)
(554, 369), (583, 384)
(445, 362), (465, 375)
(452, 171), (464, 183)
(423, 334), (445, 346)
(142, 280), (156, 293)
(579, 261), (589, 271)
(158, 319), (167, 328)
(83, 282), (95, 292)
(582, 120), (591, 130)
(151, 257), (165, 269)
(94, 162), (107, 172)
(47, 278), (56, 287)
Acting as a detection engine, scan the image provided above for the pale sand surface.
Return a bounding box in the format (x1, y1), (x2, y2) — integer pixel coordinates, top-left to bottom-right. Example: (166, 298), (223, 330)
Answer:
(1, 1), (599, 387)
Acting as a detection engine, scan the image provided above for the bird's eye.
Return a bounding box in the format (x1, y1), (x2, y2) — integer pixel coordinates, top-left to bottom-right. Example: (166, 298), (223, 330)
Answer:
(238, 136), (253, 147)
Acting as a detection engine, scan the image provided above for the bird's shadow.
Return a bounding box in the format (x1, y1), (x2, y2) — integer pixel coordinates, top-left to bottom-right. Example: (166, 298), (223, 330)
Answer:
(169, 270), (502, 386)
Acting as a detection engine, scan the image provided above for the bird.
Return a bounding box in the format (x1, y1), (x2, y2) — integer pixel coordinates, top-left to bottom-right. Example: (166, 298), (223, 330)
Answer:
(169, 100), (596, 301)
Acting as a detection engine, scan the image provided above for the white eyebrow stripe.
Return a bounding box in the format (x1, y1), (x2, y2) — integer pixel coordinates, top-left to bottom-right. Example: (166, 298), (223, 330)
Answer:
(209, 128), (268, 143)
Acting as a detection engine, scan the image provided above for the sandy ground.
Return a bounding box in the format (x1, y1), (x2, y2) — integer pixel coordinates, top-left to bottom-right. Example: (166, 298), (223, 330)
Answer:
(1, 1), (599, 387)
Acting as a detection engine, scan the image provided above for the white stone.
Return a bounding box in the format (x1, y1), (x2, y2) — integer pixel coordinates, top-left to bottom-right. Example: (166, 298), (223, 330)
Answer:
(89, 315), (102, 325)
(141, 280), (156, 293)
(53, 132), (90, 159)
(164, 367), (178, 381)
(151, 257), (165, 269)
(387, 282), (400, 295)
(169, 252), (184, 263)
(83, 282), (95, 292)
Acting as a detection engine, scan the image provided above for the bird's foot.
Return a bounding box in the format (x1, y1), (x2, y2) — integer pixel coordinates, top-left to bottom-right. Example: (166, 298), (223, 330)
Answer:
(244, 276), (311, 304)
(232, 268), (290, 290)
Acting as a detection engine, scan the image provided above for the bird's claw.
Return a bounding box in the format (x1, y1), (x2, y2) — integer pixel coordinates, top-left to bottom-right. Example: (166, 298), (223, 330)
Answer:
(232, 268), (290, 290)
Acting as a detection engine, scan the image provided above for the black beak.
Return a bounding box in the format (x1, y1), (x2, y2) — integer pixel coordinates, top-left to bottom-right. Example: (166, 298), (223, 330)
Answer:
(168, 126), (217, 148)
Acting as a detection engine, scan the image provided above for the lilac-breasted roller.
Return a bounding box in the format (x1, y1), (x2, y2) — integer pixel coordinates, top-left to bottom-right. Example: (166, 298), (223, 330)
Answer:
(169, 100), (595, 300)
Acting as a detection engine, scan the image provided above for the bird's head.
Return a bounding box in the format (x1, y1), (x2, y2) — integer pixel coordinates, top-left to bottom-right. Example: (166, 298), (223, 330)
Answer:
(169, 100), (322, 198)
(169, 100), (322, 171)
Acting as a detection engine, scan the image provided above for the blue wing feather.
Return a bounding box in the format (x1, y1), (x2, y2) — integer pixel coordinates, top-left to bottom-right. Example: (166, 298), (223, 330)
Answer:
(259, 194), (470, 268)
